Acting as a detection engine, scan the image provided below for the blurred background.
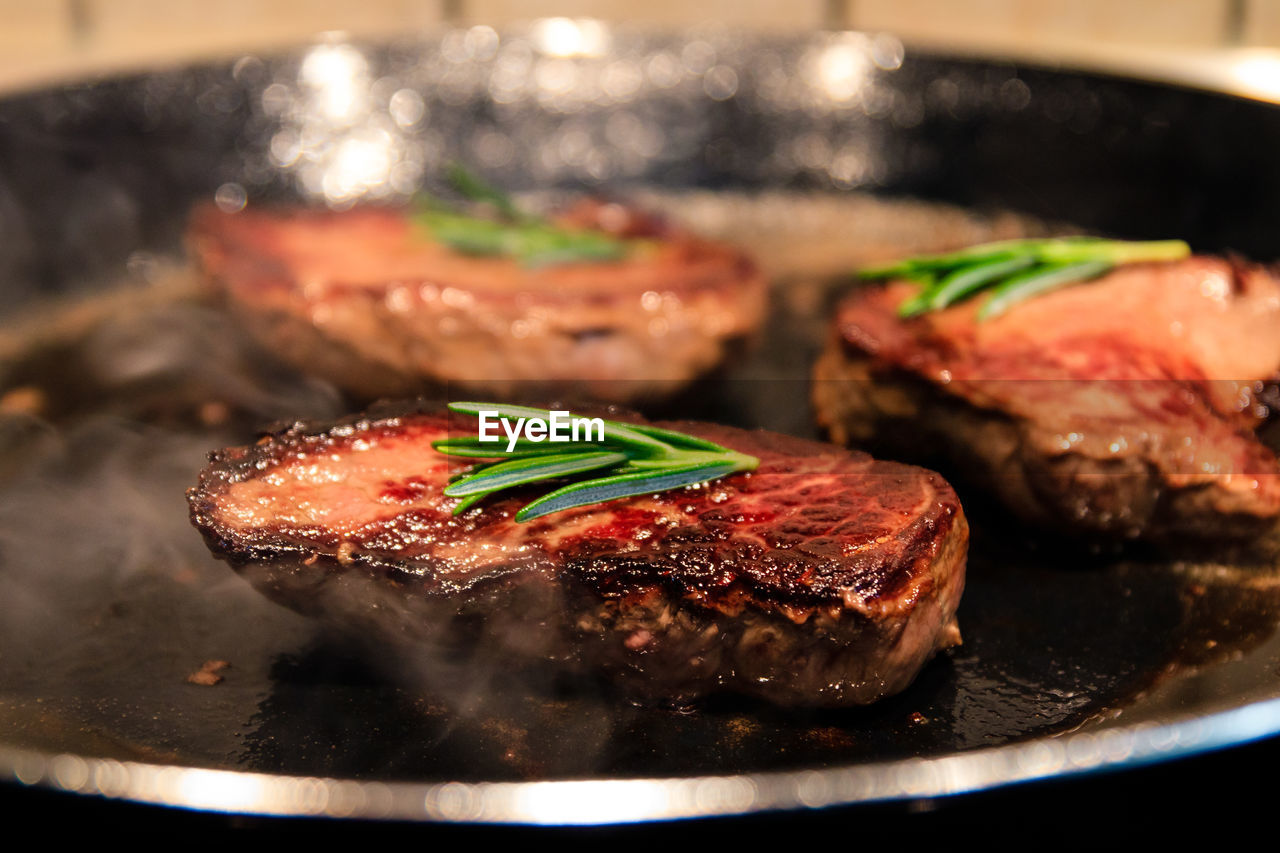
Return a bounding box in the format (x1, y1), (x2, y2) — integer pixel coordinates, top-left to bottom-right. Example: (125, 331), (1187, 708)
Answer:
(7, 1), (1280, 98)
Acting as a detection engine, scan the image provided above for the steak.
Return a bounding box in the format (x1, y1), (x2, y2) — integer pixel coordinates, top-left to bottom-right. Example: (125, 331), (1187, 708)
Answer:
(187, 200), (766, 403)
(814, 256), (1280, 549)
(187, 404), (967, 707)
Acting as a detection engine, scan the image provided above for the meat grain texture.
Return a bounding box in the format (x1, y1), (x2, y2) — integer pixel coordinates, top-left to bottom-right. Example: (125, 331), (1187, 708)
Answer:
(814, 256), (1280, 549)
(187, 200), (766, 403)
(188, 406), (967, 707)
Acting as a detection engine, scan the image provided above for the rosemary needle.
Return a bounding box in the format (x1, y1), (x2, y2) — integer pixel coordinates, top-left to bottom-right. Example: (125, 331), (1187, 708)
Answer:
(862, 236), (1191, 320)
(976, 259), (1112, 320)
(413, 163), (628, 267)
(432, 403), (759, 521)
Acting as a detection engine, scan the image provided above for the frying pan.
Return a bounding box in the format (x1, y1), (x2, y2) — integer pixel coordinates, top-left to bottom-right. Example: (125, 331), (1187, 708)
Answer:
(2, 24), (1280, 824)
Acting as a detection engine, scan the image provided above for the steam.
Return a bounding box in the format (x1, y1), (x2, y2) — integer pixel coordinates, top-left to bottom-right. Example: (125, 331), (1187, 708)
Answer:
(0, 292), (345, 628)
(0, 291), (343, 743)
(0, 287), (624, 769)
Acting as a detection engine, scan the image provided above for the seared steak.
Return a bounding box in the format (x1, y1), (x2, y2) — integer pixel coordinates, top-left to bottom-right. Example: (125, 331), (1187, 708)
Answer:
(187, 200), (766, 403)
(187, 405), (966, 707)
(814, 256), (1280, 548)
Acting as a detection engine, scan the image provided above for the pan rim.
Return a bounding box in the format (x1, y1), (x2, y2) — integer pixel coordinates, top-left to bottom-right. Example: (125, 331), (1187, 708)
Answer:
(3, 694), (1278, 823)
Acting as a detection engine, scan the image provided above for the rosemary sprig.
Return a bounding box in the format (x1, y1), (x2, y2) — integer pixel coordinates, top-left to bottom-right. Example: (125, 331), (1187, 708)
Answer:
(421, 210), (628, 267)
(432, 402), (759, 522)
(413, 163), (628, 267)
(443, 161), (527, 223)
(860, 236), (1191, 320)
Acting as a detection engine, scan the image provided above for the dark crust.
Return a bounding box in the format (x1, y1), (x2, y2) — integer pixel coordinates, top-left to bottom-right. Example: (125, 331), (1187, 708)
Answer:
(187, 400), (964, 612)
(187, 402), (967, 706)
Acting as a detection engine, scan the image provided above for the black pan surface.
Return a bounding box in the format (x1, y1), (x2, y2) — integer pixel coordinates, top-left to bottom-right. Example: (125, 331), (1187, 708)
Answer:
(1, 26), (1279, 822)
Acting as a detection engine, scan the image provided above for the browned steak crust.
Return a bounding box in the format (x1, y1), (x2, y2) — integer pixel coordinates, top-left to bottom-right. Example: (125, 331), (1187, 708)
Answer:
(814, 257), (1280, 549)
(187, 201), (766, 403)
(187, 404), (967, 707)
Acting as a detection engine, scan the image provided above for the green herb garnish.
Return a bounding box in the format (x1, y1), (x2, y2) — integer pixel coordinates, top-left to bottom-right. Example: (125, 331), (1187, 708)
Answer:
(413, 164), (628, 267)
(421, 210), (629, 267)
(860, 236), (1191, 320)
(432, 402), (759, 522)
(443, 161), (528, 223)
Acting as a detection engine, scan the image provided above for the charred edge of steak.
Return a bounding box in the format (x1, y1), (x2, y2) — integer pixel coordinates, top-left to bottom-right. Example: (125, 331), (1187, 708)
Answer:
(189, 396), (655, 507)
(187, 398), (457, 578)
(208, 522), (967, 708)
(189, 402), (963, 609)
(813, 334), (1280, 555)
(224, 532), (965, 707)
(188, 405), (968, 707)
